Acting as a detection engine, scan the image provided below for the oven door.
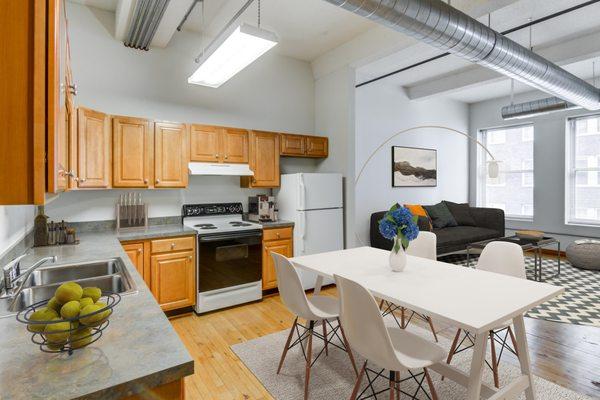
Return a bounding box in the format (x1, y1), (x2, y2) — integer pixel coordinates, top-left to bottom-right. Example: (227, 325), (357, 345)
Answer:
(197, 230), (262, 293)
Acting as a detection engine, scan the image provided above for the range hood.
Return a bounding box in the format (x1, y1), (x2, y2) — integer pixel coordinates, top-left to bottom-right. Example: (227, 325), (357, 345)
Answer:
(188, 162), (254, 176)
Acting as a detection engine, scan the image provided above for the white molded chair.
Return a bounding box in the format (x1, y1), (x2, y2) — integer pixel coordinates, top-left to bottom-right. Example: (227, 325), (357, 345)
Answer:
(380, 231), (439, 341)
(446, 241), (524, 388)
(335, 274), (446, 400)
(271, 252), (358, 400)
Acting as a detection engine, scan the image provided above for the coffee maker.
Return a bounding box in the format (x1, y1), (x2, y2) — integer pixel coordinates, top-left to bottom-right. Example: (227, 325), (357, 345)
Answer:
(248, 195), (276, 222)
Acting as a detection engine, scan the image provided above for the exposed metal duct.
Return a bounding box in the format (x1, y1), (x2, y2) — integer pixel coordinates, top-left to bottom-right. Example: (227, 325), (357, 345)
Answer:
(501, 97), (581, 120)
(124, 0), (170, 51)
(323, 0), (600, 110)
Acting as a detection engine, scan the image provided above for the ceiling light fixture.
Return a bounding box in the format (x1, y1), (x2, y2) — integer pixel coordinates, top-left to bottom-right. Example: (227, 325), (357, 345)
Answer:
(188, 0), (278, 88)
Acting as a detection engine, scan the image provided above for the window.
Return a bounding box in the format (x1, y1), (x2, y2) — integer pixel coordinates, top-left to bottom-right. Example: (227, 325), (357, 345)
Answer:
(566, 115), (600, 226)
(478, 124), (534, 220)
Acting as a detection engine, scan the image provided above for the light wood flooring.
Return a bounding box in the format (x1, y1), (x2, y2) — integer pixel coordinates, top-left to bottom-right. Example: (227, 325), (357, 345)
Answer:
(170, 287), (600, 400)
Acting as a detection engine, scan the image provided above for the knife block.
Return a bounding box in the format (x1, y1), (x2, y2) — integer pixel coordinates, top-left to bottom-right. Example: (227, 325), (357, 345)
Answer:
(116, 203), (148, 231)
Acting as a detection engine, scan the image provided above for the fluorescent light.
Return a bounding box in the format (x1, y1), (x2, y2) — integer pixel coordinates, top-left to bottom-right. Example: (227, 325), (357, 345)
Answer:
(188, 23), (278, 88)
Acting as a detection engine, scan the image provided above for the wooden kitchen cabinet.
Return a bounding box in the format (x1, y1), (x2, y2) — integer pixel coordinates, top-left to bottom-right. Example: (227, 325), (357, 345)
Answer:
(151, 250), (196, 311)
(262, 227), (293, 290)
(77, 107), (111, 188)
(242, 131), (280, 188)
(280, 133), (328, 158)
(154, 122), (188, 188)
(190, 124), (249, 164)
(121, 235), (196, 311)
(112, 116), (152, 188)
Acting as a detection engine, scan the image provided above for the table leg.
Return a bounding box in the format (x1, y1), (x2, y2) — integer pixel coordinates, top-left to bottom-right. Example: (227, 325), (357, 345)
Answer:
(466, 246), (471, 268)
(557, 242), (561, 276)
(533, 251), (538, 281)
(466, 333), (487, 400)
(513, 314), (536, 400)
(313, 275), (324, 295)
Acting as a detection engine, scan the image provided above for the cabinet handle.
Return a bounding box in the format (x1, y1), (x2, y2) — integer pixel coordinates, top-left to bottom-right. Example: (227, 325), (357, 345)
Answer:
(144, 179), (148, 184)
(224, 155), (228, 159)
(79, 178), (87, 183)
(137, 249), (142, 253)
(156, 179), (160, 184)
(276, 233), (280, 238)
(188, 256), (193, 261)
(64, 170), (80, 181)
(171, 243), (176, 249)
(68, 84), (78, 95)
(215, 154), (220, 158)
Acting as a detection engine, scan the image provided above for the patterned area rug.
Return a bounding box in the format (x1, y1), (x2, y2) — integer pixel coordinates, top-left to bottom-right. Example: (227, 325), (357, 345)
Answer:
(231, 322), (593, 400)
(439, 254), (600, 328)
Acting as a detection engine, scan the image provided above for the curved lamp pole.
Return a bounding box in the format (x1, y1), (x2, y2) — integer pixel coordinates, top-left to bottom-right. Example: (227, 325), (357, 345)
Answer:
(354, 125), (500, 245)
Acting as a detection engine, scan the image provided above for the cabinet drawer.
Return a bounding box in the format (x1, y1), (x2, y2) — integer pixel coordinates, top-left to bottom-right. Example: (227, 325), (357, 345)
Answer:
(263, 227), (293, 241)
(151, 236), (195, 254)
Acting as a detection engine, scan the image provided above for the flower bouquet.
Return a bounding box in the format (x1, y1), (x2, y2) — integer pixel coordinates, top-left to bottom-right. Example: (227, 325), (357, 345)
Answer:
(378, 205), (420, 271)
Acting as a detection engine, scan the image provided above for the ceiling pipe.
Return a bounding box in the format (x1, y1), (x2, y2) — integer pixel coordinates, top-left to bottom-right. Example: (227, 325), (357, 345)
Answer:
(323, 0), (600, 110)
(124, 0), (170, 51)
(501, 97), (581, 120)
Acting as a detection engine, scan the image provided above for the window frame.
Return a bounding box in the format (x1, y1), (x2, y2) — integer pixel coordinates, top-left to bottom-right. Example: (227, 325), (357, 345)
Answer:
(565, 114), (600, 226)
(477, 123), (534, 221)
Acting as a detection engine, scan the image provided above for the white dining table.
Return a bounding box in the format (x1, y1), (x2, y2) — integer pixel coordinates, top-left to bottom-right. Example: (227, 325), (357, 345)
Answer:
(290, 246), (564, 400)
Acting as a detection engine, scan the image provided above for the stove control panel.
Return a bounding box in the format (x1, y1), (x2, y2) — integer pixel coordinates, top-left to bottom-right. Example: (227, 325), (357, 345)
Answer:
(182, 203), (244, 218)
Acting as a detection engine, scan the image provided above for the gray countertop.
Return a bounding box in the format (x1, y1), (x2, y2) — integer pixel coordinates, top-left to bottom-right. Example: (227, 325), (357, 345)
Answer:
(256, 220), (295, 229)
(0, 226), (196, 400)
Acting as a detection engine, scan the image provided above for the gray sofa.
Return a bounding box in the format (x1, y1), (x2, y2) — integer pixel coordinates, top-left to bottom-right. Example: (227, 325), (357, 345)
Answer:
(370, 205), (505, 255)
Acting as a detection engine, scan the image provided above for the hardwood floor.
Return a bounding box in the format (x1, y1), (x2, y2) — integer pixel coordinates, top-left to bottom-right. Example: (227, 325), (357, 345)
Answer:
(170, 287), (600, 400)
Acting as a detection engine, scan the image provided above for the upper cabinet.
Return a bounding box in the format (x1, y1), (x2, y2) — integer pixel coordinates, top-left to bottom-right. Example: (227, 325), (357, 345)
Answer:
(112, 116), (152, 188)
(77, 108), (111, 188)
(190, 125), (249, 164)
(154, 122), (188, 188)
(280, 134), (328, 158)
(242, 131), (280, 188)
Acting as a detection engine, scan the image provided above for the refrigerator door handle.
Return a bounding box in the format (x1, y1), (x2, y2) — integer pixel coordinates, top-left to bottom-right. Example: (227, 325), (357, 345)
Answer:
(298, 211), (306, 255)
(299, 174), (306, 211)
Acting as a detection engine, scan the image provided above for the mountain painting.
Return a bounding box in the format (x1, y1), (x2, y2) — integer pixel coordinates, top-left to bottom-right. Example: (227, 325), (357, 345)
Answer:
(392, 146), (437, 187)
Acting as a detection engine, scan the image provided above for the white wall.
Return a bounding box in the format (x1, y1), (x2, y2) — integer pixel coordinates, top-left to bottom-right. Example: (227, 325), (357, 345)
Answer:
(355, 81), (470, 245)
(469, 91), (600, 247)
(45, 3), (318, 222)
(0, 206), (35, 257)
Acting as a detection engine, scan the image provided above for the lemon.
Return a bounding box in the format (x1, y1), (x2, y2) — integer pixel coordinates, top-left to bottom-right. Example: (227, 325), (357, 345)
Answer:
(44, 319), (71, 344)
(55, 282), (83, 304)
(60, 300), (81, 319)
(82, 287), (102, 303)
(79, 297), (94, 309)
(79, 304), (107, 327)
(47, 297), (62, 312)
(70, 328), (93, 349)
(28, 307), (58, 333)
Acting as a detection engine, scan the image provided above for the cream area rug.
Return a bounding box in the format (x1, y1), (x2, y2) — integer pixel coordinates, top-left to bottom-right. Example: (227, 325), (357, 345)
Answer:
(231, 319), (593, 400)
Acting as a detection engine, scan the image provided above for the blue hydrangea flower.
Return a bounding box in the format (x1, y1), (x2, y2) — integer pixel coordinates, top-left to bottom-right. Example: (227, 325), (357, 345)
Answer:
(378, 219), (397, 240)
(378, 205), (420, 248)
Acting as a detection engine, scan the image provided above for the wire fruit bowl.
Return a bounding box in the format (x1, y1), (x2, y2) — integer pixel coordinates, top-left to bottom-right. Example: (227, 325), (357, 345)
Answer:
(16, 292), (121, 355)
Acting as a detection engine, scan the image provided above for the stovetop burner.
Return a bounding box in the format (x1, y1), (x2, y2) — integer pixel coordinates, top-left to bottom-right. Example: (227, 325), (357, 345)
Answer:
(195, 223), (217, 230)
(229, 222), (252, 227)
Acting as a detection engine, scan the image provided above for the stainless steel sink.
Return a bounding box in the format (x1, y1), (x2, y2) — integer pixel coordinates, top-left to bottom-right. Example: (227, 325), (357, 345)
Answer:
(0, 258), (137, 317)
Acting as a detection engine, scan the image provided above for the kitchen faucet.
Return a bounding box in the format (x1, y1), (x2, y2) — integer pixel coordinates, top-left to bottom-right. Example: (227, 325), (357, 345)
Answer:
(2, 254), (58, 298)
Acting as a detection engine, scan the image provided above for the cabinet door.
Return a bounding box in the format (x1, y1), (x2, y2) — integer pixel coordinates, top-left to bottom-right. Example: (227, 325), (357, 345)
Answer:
(245, 131), (280, 188)
(122, 242), (144, 277)
(262, 239), (293, 290)
(154, 122), (188, 188)
(77, 108), (110, 188)
(305, 136), (328, 157)
(190, 124), (220, 162)
(221, 128), (249, 163)
(150, 251), (196, 311)
(113, 116), (151, 188)
(280, 134), (306, 156)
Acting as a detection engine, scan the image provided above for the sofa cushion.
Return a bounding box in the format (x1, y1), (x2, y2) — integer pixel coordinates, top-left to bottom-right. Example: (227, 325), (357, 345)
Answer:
(424, 202), (458, 229)
(443, 201), (476, 226)
(404, 204), (433, 230)
(434, 226), (500, 247)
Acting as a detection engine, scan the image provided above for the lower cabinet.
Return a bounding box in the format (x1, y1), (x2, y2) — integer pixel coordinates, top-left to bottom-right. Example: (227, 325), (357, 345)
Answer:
(262, 227), (294, 290)
(121, 235), (196, 311)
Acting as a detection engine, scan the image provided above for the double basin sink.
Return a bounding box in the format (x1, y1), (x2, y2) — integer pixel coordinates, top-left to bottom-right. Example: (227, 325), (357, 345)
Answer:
(0, 258), (137, 318)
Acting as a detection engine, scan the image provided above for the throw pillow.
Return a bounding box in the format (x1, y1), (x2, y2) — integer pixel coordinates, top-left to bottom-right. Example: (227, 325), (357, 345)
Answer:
(404, 204), (433, 230)
(443, 201), (477, 226)
(423, 202), (458, 229)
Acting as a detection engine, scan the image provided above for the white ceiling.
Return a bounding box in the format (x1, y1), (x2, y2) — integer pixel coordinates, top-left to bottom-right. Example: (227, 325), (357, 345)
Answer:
(355, 0), (600, 104)
(70, 0), (117, 12)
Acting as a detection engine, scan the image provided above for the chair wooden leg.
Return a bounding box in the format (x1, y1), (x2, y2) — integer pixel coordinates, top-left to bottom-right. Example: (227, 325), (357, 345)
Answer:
(489, 330), (500, 388)
(389, 370), (395, 400)
(304, 321), (314, 400)
(379, 299), (385, 310)
(277, 317), (297, 374)
(401, 307), (406, 328)
(323, 319), (328, 356)
(427, 317), (439, 342)
(338, 317), (359, 376)
(442, 328), (461, 381)
(350, 361), (367, 400)
(424, 368), (438, 400)
(395, 371), (400, 400)
(508, 326), (519, 357)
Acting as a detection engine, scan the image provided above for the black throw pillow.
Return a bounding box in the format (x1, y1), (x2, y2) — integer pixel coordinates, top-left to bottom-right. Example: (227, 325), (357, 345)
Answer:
(443, 201), (477, 226)
(423, 202), (458, 229)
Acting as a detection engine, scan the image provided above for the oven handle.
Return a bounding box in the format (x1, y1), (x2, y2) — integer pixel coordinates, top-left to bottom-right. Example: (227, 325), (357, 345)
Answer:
(198, 232), (263, 242)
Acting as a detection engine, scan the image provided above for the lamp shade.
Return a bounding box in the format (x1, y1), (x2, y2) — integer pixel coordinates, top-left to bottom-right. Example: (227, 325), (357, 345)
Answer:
(487, 160), (500, 179)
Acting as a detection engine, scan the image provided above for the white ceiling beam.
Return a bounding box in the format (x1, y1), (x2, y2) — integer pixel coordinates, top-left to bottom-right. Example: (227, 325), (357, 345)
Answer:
(115, 0), (135, 41)
(406, 29), (600, 100)
(311, 0), (521, 79)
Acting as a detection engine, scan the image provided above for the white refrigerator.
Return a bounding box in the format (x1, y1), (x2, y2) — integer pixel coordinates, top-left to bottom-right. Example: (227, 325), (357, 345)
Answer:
(276, 173), (344, 289)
